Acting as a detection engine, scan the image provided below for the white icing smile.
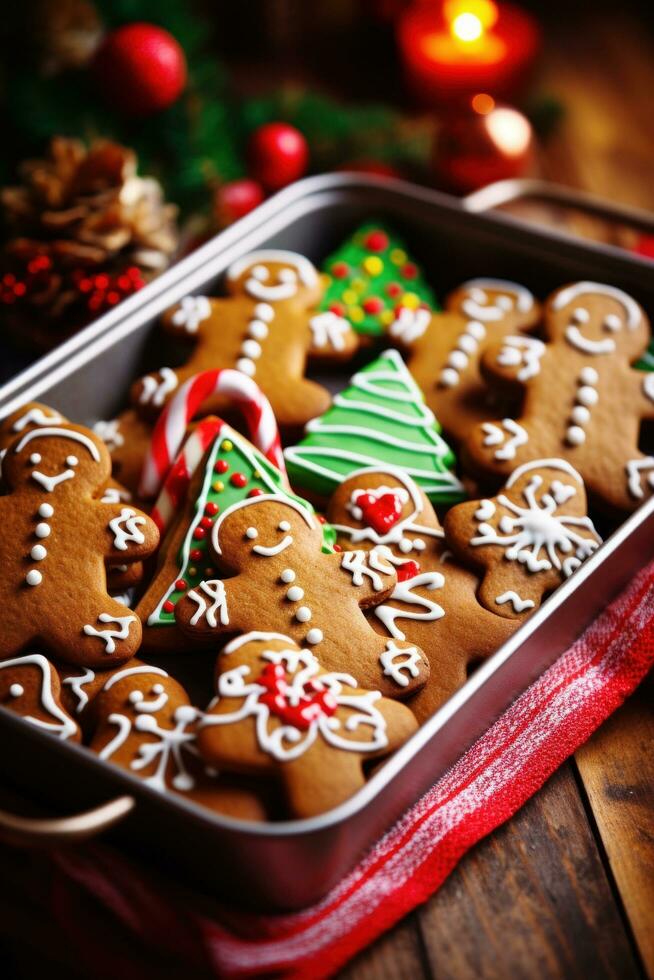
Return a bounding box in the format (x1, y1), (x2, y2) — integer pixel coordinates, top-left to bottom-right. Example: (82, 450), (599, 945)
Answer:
(245, 267), (299, 302)
(565, 325), (615, 356)
(253, 535), (293, 556)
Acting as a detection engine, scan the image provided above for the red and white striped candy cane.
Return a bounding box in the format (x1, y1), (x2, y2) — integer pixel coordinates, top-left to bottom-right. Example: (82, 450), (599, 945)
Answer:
(149, 417), (224, 534)
(139, 368), (286, 499)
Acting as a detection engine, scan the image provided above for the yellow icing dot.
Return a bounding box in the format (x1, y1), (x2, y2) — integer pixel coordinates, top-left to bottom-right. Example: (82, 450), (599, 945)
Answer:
(350, 278), (366, 292)
(390, 249), (407, 264)
(348, 306), (365, 323)
(221, 439), (233, 452)
(212, 480), (224, 492)
(380, 309), (395, 325)
(188, 566), (197, 577)
(401, 292), (420, 309)
(362, 256), (383, 276)
(253, 470), (261, 479)
(343, 289), (358, 305)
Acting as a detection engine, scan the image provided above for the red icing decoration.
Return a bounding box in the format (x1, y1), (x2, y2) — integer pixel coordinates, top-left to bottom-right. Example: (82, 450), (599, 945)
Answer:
(331, 262), (349, 279)
(397, 560), (420, 581)
(190, 548), (202, 561)
(205, 502), (219, 515)
(363, 296), (383, 314)
(175, 579), (188, 590)
(230, 473), (247, 488)
(163, 600), (175, 613)
(402, 262), (418, 279)
(214, 460), (229, 474)
(364, 230), (389, 252)
(357, 491), (404, 534)
(259, 663), (337, 731)
(200, 516), (214, 529)
(386, 282), (402, 298)
(333, 544), (343, 553)
(248, 488), (264, 497)
(329, 301), (345, 316)
(193, 527), (206, 540)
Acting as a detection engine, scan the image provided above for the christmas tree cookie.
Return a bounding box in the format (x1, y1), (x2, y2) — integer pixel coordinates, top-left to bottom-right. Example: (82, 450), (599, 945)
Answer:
(138, 420), (334, 650)
(317, 222), (437, 339)
(285, 349), (465, 505)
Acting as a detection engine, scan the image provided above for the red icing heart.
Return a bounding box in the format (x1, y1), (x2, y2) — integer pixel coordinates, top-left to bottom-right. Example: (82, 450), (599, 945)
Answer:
(397, 560), (420, 581)
(357, 491), (404, 535)
(259, 664), (337, 731)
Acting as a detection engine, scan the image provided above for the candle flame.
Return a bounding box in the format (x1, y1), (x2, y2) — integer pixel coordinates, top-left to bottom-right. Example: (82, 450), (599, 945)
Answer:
(444, 0), (498, 43)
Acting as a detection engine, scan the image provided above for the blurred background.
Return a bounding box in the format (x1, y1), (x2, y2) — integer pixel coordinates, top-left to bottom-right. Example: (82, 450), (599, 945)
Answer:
(1, 0), (653, 355)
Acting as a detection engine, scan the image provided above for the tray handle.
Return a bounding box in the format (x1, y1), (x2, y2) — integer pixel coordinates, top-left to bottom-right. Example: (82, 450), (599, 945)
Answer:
(0, 793), (135, 847)
(462, 178), (654, 236)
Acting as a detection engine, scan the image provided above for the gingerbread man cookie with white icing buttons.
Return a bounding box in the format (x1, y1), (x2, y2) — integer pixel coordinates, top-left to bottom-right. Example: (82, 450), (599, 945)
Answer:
(0, 422), (159, 667)
(443, 458), (602, 620)
(130, 250), (355, 431)
(463, 282), (654, 513)
(174, 493), (430, 698)
(0, 653), (80, 741)
(88, 663), (266, 819)
(387, 278), (540, 443)
(196, 632), (417, 818)
(327, 466), (518, 720)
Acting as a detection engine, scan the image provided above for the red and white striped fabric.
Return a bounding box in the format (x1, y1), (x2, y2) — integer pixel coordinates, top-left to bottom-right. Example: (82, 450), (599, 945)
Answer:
(49, 559), (654, 980)
(139, 369), (286, 499)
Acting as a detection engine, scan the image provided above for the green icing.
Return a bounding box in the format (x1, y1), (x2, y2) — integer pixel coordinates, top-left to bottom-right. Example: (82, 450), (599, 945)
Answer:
(285, 349), (464, 504)
(149, 426), (333, 627)
(317, 221), (437, 337)
(636, 345), (654, 371)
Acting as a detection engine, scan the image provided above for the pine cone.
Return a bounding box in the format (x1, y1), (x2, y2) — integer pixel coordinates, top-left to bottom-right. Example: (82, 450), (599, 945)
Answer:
(1, 138), (178, 349)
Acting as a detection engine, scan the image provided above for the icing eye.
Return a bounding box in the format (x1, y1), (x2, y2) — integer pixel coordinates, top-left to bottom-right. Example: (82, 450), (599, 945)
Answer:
(129, 690), (144, 704)
(278, 520), (291, 531)
(251, 265), (268, 281)
(151, 683), (164, 695)
(245, 527), (258, 539)
(603, 313), (621, 332)
(66, 455), (79, 466)
(9, 683), (24, 698)
(29, 453), (41, 464)
(572, 307), (590, 324)
(278, 269), (297, 283)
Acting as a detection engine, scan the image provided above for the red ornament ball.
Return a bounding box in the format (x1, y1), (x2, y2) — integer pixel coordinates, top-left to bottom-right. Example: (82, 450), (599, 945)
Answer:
(214, 179), (265, 228)
(248, 123), (309, 191)
(92, 23), (187, 117)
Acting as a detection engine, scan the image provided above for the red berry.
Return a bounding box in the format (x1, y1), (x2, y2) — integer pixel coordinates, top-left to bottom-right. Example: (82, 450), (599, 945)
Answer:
(363, 296), (384, 314)
(214, 460), (229, 474)
(92, 23), (187, 118)
(364, 230), (389, 252)
(214, 179), (265, 227)
(331, 262), (349, 279)
(248, 123), (309, 191)
(163, 600), (175, 613)
(205, 502), (219, 515)
(175, 579), (187, 591)
(190, 549), (202, 561)
(230, 473), (247, 488)
(193, 527), (206, 540)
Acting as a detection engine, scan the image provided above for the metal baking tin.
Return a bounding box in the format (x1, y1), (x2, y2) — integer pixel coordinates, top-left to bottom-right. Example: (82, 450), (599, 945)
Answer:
(1, 174), (653, 911)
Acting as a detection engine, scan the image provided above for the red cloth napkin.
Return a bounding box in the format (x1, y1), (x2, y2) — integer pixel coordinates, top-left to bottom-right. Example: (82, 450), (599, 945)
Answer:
(49, 560), (654, 979)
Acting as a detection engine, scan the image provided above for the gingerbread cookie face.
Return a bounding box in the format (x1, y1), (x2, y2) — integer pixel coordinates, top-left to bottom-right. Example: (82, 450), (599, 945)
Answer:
(88, 663), (265, 819)
(444, 459), (602, 619)
(196, 633), (417, 818)
(327, 466), (518, 719)
(388, 278), (540, 444)
(463, 282), (654, 513)
(0, 422), (159, 667)
(129, 250), (352, 432)
(174, 492), (429, 698)
(0, 653), (80, 741)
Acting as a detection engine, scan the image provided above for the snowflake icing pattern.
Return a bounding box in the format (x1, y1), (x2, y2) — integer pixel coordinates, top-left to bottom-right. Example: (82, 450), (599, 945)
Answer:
(472, 474), (599, 576)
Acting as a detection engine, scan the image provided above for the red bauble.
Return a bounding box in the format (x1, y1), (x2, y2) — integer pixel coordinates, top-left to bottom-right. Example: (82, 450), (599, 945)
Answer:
(214, 179), (265, 227)
(434, 100), (534, 193)
(248, 123), (309, 191)
(92, 23), (187, 117)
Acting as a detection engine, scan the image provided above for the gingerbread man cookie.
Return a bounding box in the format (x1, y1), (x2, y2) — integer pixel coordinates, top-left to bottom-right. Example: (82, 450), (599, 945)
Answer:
(93, 408), (155, 500)
(130, 250), (356, 431)
(443, 459), (602, 620)
(388, 278), (540, 443)
(0, 422), (159, 667)
(196, 632), (417, 818)
(327, 466), (517, 719)
(174, 493), (430, 697)
(88, 662), (266, 819)
(0, 653), (80, 741)
(463, 282), (654, 512)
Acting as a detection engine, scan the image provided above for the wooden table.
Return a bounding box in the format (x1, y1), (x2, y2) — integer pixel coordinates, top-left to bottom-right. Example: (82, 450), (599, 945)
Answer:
(344, 12), (654, 979)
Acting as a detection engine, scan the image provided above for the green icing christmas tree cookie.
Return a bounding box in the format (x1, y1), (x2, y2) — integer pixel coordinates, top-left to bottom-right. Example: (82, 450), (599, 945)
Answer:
(139, 423), (335, 639)
(285, 349), (464, 504)
(317, 221), (437, 338)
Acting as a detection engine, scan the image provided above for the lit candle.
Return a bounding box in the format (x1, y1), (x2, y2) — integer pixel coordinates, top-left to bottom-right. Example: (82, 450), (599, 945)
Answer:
(398, 0), (540, 105)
